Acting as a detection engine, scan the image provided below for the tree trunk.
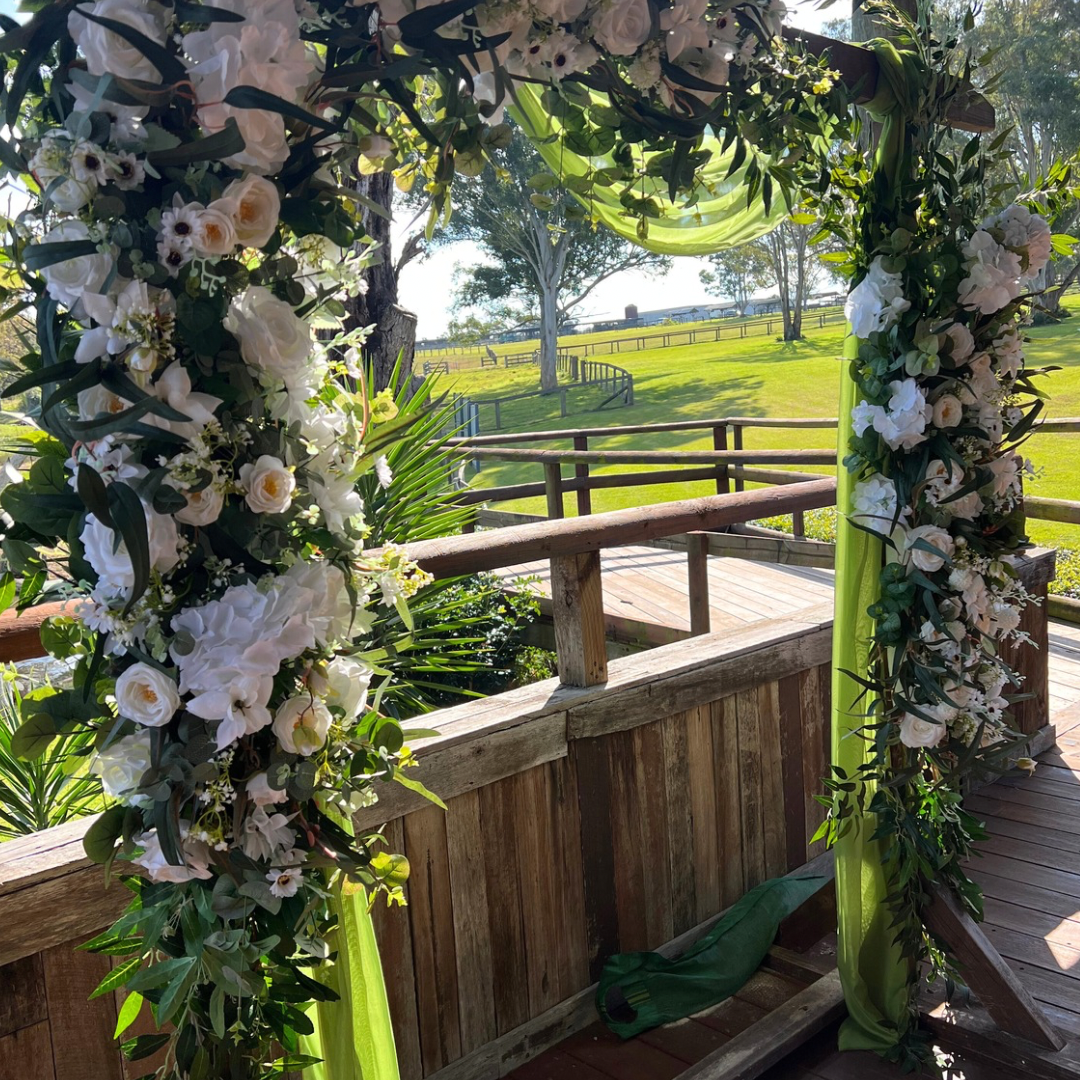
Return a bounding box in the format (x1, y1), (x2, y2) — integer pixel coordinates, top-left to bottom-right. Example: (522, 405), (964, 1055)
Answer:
(343, 171), (418, 393)
(538, 279), (559, 392)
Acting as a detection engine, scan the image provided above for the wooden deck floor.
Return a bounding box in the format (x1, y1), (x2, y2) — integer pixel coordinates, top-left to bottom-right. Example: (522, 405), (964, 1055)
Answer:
(497, 545), (1080, 716)
(496, 545), (1080, 1078)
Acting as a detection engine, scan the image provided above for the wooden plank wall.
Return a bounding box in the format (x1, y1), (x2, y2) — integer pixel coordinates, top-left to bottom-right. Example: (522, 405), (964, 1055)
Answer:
(368, 661), (833, 1080)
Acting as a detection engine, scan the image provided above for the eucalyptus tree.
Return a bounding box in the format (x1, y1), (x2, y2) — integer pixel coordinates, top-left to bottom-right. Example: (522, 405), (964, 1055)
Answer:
(427, 127), (671, 391)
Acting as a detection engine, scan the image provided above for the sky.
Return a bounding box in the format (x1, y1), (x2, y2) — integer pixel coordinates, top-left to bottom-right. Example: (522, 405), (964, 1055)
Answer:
(1, 0), (836, 337)
(397, 0), (838, 338)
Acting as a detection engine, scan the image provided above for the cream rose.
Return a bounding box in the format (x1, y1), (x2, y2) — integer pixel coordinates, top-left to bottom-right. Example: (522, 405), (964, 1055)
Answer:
(39, 221), (112, 311)
(931, 394), (963, 429)
(69, 0), (169, 82)
(91, 732), (153, 805)
(193, 205), (238, 256)
(590, 0), (652, 55)
(176, 485), (225, 527)
(220, 175), (280, 248)
(273, 696), (333, 756)
(116, 662), (181, 727)
(225, 286), (312, 387)
(246, 771), (289, 805)
(897, 712), (947, 749)
(240, 455), (295, 515)
(903, 524), (955, 573)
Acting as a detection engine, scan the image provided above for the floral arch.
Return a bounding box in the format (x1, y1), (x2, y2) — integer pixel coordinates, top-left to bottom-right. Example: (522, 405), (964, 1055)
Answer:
(0, 0), (1072, 1076)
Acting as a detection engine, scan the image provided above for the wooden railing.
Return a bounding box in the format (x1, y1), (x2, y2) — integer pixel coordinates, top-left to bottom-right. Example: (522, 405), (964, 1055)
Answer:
(447, 415), (1080, 551)
(0, 467), (1060, 1080)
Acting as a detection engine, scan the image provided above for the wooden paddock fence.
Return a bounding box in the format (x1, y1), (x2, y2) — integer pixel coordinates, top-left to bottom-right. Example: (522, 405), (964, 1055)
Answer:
(0, 481), (1057, 1080)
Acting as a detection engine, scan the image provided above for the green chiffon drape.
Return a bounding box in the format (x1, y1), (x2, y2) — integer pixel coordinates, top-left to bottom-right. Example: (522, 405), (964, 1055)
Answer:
(298, 868), (400, 1080)
(831, 335), (910, 1053)
(510, 86), (785, 254)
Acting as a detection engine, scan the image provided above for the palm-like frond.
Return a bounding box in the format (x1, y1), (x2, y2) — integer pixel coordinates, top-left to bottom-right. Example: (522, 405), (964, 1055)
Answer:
(0, 668), (102, 840)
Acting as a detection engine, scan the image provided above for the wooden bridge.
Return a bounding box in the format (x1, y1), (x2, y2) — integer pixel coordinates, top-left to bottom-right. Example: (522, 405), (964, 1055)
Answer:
(3, 462), (1080, 1079)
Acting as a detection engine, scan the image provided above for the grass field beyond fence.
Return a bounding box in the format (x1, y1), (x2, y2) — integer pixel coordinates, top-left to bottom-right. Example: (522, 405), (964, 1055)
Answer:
(440, 299), (1080, 554)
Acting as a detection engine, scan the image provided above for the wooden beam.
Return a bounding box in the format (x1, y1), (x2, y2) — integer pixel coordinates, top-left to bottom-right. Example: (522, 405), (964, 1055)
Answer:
(923, 882), (1065, 1051)
(403, 479), (838, 578)
(675, 968), (847, 1080)
(687, 533), (711, 636)
(783, 27), (996, 133)
(550, 551), (607, 687)
(923, 989), (1080, 1080)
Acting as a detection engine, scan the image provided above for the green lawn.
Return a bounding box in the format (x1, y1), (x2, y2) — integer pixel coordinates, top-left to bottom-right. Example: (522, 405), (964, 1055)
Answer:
(442, 300), (1080, 551)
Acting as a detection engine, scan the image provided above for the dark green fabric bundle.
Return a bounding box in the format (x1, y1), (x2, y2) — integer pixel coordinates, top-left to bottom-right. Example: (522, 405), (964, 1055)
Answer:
(596, 875), (828, 1039)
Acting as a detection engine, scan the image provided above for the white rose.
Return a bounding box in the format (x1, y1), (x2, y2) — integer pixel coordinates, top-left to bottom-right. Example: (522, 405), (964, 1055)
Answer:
(225, 286), (312, 387)
(176, 485), (224, 527)
(219, 175), (280, 248)
(51, 178), (96, 212)
(81, 504), (181, 595)
(91, 732), (153, 805)
(903, 524), (955, 574)
(246, 771), (289, 806)
(273, 696), (333, 756)
(69, 0), (169, 82)
(39, 221), (112, 311)
(325, 655), (373, 718)
(240, 455), (295, 515)
(844, 257), (910, 338)
(134, 829), (213, 884)
(590, 0), (651, 55)
(931, 394), (963, 429)
(898, 712), (946, 749)
(115, 663), (180, 727)
(192, 205), (238, 257)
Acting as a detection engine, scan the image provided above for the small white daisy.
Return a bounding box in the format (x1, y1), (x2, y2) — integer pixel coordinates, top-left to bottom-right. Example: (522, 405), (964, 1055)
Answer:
(70, 141), (110, 185)
(108, 151), (145, 190)
(266, 866), (303, 899)
(157, 239), (192, 278)
(160, 203), (201, 249)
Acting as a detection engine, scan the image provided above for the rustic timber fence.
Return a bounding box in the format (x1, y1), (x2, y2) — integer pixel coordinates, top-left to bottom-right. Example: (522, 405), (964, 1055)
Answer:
(0, 482), (1056, 1080)
(414, 307), (847, 368)
(446, 415), (1080, 567)
(451, 359), (633, 433)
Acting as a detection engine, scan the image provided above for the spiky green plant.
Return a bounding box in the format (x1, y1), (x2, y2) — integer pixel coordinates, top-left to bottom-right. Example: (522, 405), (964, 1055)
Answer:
(0, 666), (102, 839)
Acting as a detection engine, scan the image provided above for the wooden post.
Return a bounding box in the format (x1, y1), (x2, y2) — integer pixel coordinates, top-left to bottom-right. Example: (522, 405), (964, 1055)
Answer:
(574, 435), (592, 516)
(732, 426), (745, 492)
(792, 509), (805, 538)
(922, 883), (1064, 1050)
(493, 401), (501, 430)
(713, 423), (730, 494)
(559, 388), (567, 418)
(550, 551), (607, 686)
(687, 532), (711, 636)
(543, 462), (564, 519)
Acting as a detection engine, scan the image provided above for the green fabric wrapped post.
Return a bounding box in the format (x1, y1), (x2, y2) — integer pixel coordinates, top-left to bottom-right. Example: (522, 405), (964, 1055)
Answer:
(832, 336), (911, 1053)
(830, 37), (926, 1054)
(595, 875), (828, 1038)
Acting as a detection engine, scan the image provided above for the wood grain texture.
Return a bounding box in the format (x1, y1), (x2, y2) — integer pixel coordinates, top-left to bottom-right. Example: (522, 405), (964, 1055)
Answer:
(570, 737), (620, 983)
(0, 954), (46, 1039)
(775, 674), (806, 872)
(757, 682), (787, 880)
(550, 551), (607, 687)
(548, 756), (590, 997)
(443, 791), (497, 1056)
(371, 818), (424, 1080)
(41, 941), (123, 1080)
(713, 695), (745, 907)
(479, 776), (530, 1037)
(736, 688), (766, 891)
(608, 730), (649, 954)
(687, 704), (721, 925)
(923, 884), (1064, 1050)
(0, 1020), (55, 1080)
(664, 711), (698, 937)
(402, 805), (462, 1073)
